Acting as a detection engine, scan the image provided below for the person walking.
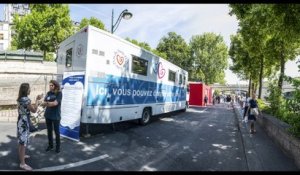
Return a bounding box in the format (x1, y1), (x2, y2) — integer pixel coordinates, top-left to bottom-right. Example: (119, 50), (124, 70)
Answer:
(226, 95), (232, 108)
(204, 95), (208, 107)
(17, 83), (42, 171)
(246, 93), (260, 134)
(42, 80), (62, 153)
(243, 93), (251, 122)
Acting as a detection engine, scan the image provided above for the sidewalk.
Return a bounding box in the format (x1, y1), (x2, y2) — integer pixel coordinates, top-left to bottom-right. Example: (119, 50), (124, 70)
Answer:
(232, 103), (299, 171)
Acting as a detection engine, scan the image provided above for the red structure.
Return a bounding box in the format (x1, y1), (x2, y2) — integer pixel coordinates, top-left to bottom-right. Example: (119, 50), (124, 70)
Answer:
(188, 82), (212, 106)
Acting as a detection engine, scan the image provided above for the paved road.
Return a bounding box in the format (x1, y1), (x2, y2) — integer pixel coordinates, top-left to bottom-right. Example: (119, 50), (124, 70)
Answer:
(0, 103), (298, 171)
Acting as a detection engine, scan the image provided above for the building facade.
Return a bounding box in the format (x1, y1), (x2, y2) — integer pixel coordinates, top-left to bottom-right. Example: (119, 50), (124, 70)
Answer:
(0, 22), (10, 51)
(4, 4), (30, 24)
(0, 4), (30, 51)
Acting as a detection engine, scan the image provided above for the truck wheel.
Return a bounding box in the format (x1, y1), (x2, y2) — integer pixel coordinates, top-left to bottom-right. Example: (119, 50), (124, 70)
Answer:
(183, 102), (189, 112)
(139, 108), (151, 125)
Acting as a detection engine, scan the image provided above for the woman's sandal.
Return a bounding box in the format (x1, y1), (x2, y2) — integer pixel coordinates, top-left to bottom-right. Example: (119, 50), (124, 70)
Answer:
(24, 155), (30, 159)
(20, 163), (33, 171)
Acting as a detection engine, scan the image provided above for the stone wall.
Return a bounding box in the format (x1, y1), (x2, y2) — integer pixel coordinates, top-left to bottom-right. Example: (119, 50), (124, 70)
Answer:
(0, 60), (59, 121)
(256, 114), (300, 169)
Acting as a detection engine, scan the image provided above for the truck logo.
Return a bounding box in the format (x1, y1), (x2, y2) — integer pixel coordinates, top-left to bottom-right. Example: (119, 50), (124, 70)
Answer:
(116, 54), (124, 65)
(113, 50), (128, 69)
(153, 61), (165, 79)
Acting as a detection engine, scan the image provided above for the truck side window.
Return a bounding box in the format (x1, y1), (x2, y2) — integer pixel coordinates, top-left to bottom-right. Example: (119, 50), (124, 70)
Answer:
(132, 56), (148, 76)
(66, 48), (72, 67)
(179, 74), (183, 84)
(168, 70), (176, 82)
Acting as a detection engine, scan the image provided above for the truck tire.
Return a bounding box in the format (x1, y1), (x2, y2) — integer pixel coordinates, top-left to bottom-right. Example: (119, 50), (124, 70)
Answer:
(139, 108), (151, 125)
(183, 101), (189, 112)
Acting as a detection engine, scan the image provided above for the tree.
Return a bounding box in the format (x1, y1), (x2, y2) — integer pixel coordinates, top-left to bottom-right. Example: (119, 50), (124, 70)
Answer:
(229, 4), (277, 98)
(156, 32), (190, 71)
(265, 4), (300, 90)
(125, 37), (167, 59)
(78, 17), (106, 31)
(229, 33), (252, 94)
(229, 4), (300, 94)
(125, 38), (152, 51)
(189, 33), (228, 85)
(12, 4), (73, 60)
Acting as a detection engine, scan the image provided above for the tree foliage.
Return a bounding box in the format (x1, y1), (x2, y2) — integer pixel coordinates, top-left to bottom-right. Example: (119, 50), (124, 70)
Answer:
(229, 33), (251, 80)
(12, 4), (73, 60)
(78, 17), (106, 31)
(189, 32), (228, 85)
(156, 32), (190, 71)
(125, 38), (167, 59)
(229, 4), (300, 92)
(125, 38), (152, 51)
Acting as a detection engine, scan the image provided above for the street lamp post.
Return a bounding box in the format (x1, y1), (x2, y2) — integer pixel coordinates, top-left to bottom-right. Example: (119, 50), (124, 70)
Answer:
(111, 9), (133, 34)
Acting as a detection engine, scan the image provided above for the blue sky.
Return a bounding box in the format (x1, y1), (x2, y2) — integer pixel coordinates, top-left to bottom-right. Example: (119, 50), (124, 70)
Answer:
(0, 4), (298, 84)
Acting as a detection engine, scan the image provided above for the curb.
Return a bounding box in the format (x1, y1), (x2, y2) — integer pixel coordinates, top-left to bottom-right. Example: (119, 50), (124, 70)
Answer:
(232, 104), (264, 171)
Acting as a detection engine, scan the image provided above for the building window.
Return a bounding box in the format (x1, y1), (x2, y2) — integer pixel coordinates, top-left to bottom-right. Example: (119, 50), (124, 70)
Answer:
(23, 4), (29, 10)
(0, 25), (3, 30)
(131, 56), (148, 76)
(0, 34), (3, 40)
(0, 43), (4, 51)
(66, 48), (72, 67)
(168, 70), (176, 82)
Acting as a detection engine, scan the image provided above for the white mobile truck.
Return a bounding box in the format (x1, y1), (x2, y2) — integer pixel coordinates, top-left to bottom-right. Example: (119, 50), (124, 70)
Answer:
(57, 25), (188, 129)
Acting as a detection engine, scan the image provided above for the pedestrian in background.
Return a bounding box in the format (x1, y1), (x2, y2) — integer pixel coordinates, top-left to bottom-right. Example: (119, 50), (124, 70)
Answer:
(42, 80), (62, 153)
(216, 95), (220, 104)
(243, 93), (250, 121)
(204, 95), (208, 106)
(246, 93), (260, 134)
(17, 83), (42, 171)
(226, 95), (231, 108)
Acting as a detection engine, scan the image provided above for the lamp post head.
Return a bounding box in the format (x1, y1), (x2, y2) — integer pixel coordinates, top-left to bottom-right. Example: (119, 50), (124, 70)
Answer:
(122, 9), (133, 20)
(111, 9), (133, 34)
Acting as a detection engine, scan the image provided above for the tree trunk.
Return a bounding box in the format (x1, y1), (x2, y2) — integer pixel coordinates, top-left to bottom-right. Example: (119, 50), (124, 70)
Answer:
(254, 83), (258, 95)
(278, 52), (285, 92)
(252, 82), (256, 95)
(43, 50), (46, 61)
(258, 57), (264, 99)
(248, 78), (251, 96)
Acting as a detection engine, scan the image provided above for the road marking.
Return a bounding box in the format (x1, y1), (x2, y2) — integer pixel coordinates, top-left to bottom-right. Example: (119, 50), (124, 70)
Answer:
(34, 154), (109, 171)
(188, 108), (208, 113)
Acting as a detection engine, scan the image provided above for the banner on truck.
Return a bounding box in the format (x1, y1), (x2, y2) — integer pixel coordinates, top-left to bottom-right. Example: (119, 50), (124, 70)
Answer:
(60, 71), (85, 141)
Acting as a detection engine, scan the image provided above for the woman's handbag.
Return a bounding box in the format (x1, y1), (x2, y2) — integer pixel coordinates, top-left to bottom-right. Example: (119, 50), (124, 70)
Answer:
(243, 115), (248, 123)
(29, 104), (45, 132)
(250, 107), (259, 116)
